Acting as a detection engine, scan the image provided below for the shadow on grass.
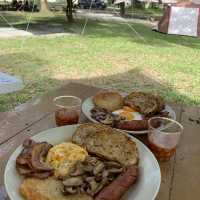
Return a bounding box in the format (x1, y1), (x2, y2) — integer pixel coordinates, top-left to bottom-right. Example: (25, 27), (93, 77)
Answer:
(0, 12), (200, 49)
(1, 66), (198, 112)
(0, 11), (27, 26)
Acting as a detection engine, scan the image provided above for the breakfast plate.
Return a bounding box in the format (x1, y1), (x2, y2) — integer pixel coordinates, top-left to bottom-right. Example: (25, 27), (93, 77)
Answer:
(82, 96), (176, 134)
(4, 125), (161, 200)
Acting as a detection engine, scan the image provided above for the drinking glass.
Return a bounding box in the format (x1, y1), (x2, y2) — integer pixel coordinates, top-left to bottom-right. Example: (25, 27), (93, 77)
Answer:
(54, 96), (82, 126)
(148, 117), (183, 161)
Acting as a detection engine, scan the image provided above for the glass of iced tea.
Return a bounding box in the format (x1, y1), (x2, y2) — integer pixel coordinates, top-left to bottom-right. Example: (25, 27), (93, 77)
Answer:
(54, 96), (82, 126)
(148, 117), (183, 161)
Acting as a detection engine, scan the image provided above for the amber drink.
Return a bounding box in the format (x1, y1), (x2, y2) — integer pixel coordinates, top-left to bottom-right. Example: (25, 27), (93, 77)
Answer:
(54, 96), (82, 126)
(148, 117), (183, 161)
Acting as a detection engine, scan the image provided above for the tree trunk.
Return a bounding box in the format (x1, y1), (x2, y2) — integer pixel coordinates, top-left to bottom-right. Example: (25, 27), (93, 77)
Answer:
(40, 0), (49, 12)
(119, 2), (125, 16)
(66, 0), (73, 22)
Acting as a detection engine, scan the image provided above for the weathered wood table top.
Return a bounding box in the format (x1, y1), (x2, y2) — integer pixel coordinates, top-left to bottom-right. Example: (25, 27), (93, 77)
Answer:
(0, 82), (199, 200)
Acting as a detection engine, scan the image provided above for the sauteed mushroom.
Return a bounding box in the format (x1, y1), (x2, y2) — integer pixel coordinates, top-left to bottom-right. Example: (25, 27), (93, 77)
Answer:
(105, 161), (122, 168)
(63, 176), (84, 187)
(99, 115), (114, 125)
(85, 177), (99, 195)
(85, 156), (98, 166)
(63, 186), (77, 194)
(62, 155), (123, 197)
(93, 162), (105, 175)
(108, 168), (123, 174)
(84, 164), (94, 173)
(70, 162), (85, 176)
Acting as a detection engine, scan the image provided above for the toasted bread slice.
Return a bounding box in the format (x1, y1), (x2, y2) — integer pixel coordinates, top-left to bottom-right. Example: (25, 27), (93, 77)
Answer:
(20, 177), (93, 200)
(124, 92), (165, 117)
(72, 123), (138, 166)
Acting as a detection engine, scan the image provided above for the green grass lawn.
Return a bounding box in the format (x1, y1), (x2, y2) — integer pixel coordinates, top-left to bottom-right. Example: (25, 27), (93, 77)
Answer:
(0, 11), (200, 112)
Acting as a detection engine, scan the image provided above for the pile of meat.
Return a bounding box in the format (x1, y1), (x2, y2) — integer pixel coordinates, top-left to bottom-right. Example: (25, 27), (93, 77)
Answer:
(16, 139), (54, 179)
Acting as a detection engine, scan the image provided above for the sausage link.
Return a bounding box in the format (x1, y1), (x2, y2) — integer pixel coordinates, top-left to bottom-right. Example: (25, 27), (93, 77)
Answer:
(95, 165), (138, 200)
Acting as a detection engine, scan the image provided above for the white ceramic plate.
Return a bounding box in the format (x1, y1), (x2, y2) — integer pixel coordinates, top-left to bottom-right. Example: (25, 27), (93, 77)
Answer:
(4, 125), (161, 200)
(82, 96), (176, 134)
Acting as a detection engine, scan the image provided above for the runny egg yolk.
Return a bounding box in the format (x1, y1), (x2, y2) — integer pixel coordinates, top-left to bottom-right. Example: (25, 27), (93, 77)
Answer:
(123, 106), (137, 112)
(113, 108), (143, 121)
(120, 111), (135, 120)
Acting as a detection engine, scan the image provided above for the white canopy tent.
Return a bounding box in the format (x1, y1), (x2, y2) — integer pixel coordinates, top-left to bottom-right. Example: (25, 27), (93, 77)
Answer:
(157, 2), (200, 37)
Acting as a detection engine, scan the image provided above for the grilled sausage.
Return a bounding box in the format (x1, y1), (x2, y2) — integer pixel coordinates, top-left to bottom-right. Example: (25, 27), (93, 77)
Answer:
(95, 165), (138, 200)
(115, 120), (148, 131)
(114, 111), (169, 131)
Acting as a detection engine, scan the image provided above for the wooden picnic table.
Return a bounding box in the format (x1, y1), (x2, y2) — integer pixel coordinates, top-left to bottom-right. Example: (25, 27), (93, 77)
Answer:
(0, 82), (199, 200)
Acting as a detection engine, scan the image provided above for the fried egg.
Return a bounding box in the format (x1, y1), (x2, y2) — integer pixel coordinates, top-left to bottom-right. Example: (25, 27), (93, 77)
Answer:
(113, 106), (143, 121)
(46, 142), (88, 178)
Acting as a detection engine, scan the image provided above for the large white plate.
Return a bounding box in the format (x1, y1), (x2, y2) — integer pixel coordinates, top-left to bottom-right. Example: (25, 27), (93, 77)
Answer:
(4, 125), (161, 200)
(82, 96), (176, 134)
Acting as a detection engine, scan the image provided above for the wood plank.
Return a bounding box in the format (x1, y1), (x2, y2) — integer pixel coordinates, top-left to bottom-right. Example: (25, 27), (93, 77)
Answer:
(0, 82), (100, 144)
(170, 105), (200, 200)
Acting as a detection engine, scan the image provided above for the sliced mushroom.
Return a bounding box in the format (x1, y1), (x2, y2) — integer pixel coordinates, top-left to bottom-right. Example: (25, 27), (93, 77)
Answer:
(93, 162), (105, 175)
(86, 177), (99, 196)
(105, 161), (122, 168)
(94, 178), (108, 195)
(85, 156), (98, 166)
(63, 176), (83, 187)
(85, 176), (95, 182)
(102, 170), (109, 178)
(95, 173), (103, 182)
(99, 114), (114, 125)
(80, 182), (90, 193)
(83, 164), (94, 172)
(64, 186), (77, 194)
(70, 162), (85, 176)
(108, 168), (123, 174)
